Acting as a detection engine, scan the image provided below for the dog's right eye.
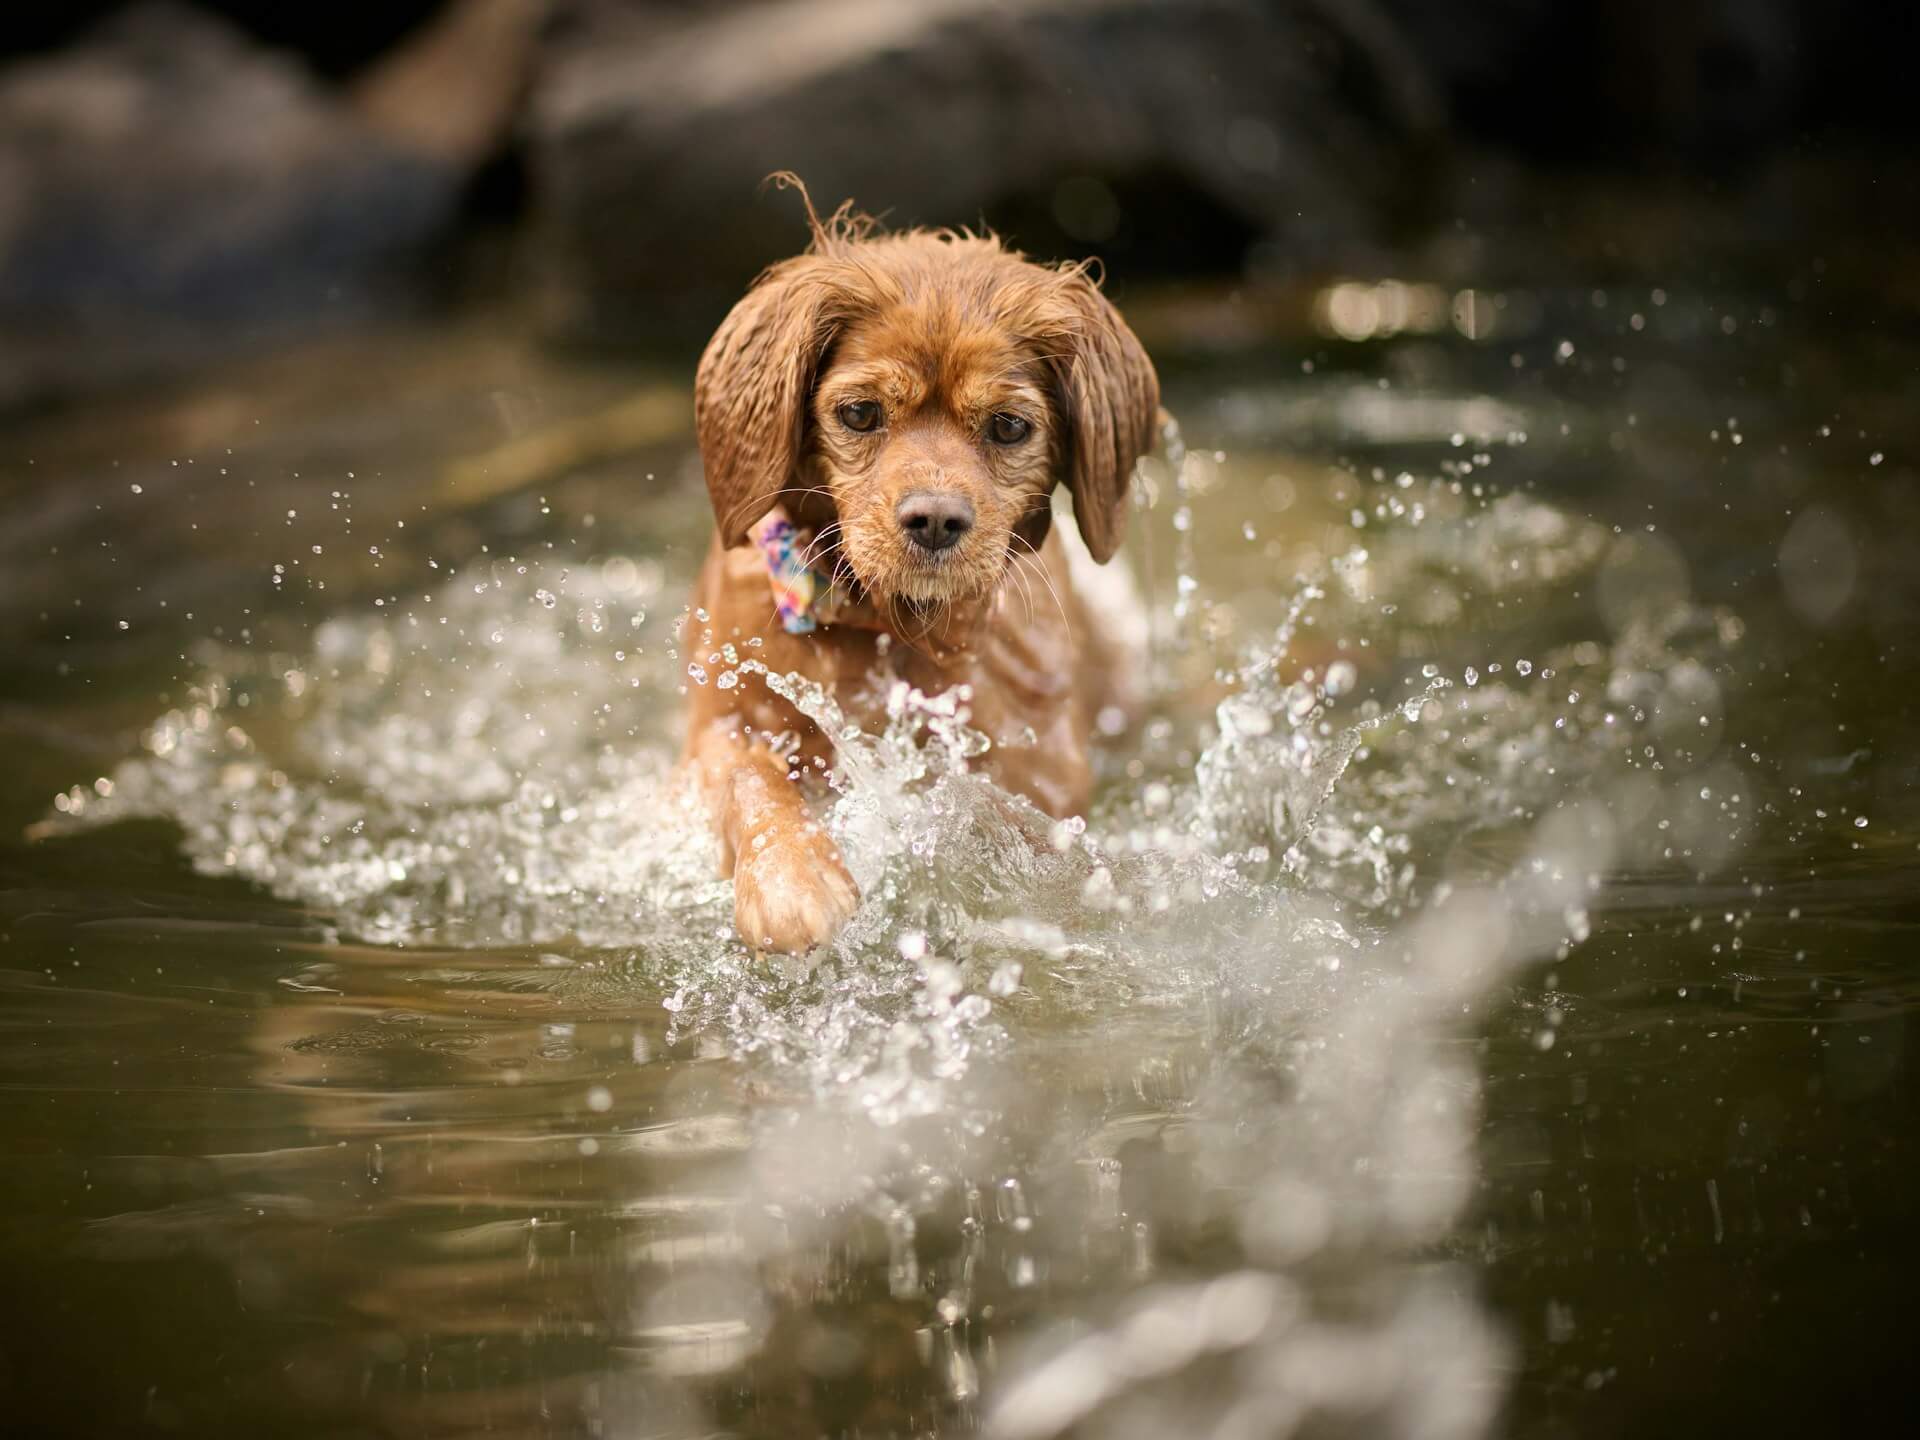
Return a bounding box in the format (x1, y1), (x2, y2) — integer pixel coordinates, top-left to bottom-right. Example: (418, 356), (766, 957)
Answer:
(837, 400), (882, 433)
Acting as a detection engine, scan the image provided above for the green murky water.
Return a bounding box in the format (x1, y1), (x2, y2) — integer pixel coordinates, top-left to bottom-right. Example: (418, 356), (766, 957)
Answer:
(1, 273), (1914, 1438)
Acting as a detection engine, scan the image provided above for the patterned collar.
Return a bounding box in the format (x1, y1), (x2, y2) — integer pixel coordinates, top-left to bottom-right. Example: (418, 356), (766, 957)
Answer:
(750, 507), (868, 634)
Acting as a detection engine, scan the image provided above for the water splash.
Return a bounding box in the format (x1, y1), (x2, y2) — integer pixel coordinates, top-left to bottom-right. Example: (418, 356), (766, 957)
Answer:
(41, 467), (1751, 1106)
(40, 443), (1762, 1437)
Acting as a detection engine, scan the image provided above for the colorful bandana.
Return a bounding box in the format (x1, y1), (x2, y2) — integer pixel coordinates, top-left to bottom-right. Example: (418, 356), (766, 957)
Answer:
(751, 507), (860, 633)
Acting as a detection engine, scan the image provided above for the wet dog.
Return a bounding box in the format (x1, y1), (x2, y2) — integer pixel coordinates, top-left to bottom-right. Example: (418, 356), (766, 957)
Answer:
(684, 180), (1159, 953)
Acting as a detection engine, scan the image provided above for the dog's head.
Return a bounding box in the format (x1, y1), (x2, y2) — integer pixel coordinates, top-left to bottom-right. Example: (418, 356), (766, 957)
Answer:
(694, 184), (1159, 613)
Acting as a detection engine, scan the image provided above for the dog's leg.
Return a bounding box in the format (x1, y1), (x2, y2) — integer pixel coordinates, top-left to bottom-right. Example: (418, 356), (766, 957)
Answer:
(689, 721), (860, 954)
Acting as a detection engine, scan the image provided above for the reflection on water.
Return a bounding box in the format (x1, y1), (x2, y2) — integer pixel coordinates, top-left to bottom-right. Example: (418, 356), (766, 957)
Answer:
(3, 275), (1917, 1437)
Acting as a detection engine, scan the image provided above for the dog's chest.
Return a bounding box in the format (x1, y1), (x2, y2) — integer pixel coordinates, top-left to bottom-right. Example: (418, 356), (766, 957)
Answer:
(692, 538), (1099, 817)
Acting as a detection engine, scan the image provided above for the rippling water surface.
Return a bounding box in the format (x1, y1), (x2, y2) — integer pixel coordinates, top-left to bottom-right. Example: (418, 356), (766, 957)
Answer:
(2, 278), (1915, 1438)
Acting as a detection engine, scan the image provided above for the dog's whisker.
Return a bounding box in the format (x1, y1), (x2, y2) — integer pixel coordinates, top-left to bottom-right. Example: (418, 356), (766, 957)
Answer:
(1015, 567), (1040, 626)
(1025, 552), (1073, 635)
(998, 547), (1038, 623)
(795, 522), (845, 572)
(728, 482), (841, 524)
(795, 538), (841, 575)
(1010, 534), (1073, 636)
(1012, 551), (1061, 633)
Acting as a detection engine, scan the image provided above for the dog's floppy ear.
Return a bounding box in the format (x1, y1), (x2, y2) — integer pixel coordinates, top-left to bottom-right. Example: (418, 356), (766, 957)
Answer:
(1048, 268), (1160, 564)
(694, 257), (840, 548)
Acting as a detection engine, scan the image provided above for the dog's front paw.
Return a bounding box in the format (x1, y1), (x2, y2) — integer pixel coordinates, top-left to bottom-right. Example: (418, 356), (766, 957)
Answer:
(733, 821), (860, 954)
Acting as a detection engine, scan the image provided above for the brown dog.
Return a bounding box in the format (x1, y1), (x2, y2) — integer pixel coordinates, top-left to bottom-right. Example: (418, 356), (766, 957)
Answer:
(684, 184), (1159, 953)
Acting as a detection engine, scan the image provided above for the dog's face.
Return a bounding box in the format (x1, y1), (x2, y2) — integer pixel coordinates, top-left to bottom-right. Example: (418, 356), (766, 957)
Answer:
(808, 302), (1059, 606)
(695, 218), (1158, 613)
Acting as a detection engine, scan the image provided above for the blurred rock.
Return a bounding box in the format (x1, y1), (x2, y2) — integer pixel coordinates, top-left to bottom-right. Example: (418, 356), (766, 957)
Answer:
(4, 0), (1908, 400)
(350, 0), (548, 164)
(526, 0), (1447, 340)
(0, 1), (541, 409)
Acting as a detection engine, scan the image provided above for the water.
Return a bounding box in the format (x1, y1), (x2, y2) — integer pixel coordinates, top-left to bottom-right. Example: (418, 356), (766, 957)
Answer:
(2, 275), (1916, 1437)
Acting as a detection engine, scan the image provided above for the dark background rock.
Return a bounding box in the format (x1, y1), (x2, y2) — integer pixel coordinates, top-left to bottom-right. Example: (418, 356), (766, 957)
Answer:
(523, 0), (1920, 343)
(0, 0), (1915, 403)
(0, 1), (540, 409)
(524, 0), (1447, 339)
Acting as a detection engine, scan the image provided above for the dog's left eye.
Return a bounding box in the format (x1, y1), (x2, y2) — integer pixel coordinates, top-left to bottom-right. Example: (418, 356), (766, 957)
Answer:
(987, 413), (1031, 445)
(838, 400), (882, 433)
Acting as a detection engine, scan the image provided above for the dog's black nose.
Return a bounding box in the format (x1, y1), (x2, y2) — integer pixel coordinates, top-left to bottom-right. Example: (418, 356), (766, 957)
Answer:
(896, 491), (974, 552)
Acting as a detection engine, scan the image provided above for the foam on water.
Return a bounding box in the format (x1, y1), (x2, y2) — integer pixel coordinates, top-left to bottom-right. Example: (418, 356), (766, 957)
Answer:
(43, 441), (1757, 1436)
